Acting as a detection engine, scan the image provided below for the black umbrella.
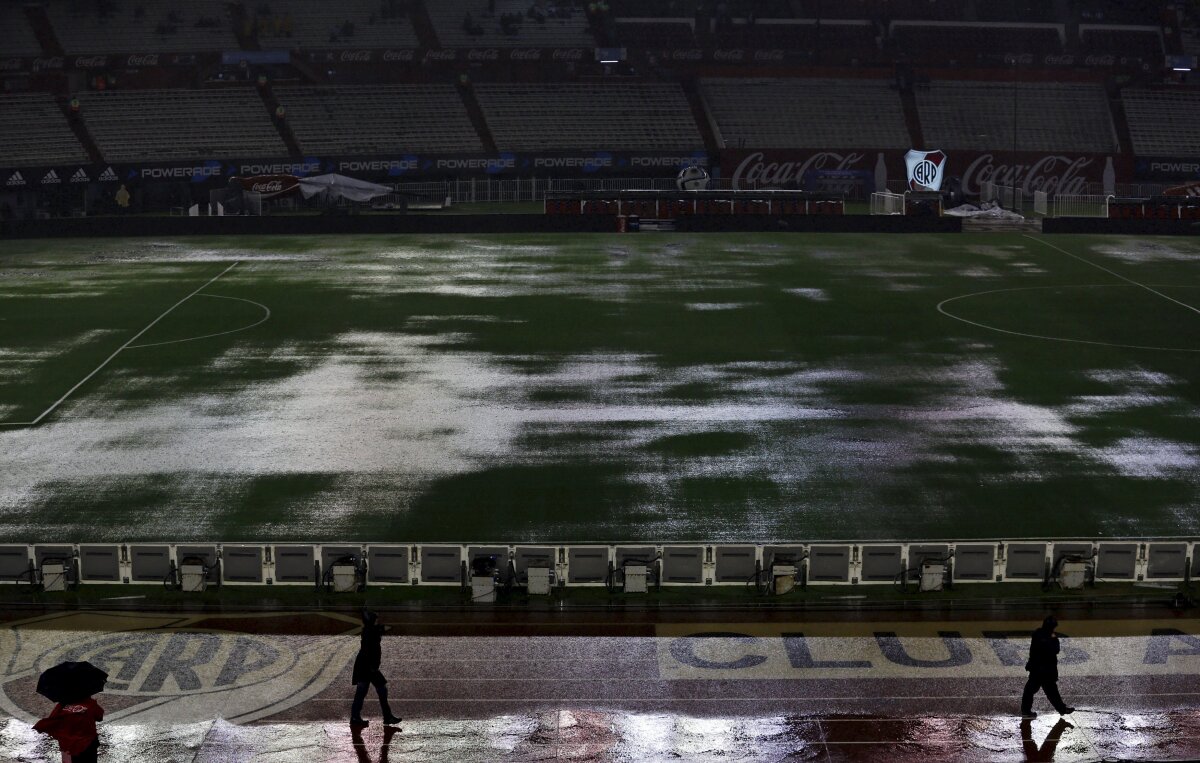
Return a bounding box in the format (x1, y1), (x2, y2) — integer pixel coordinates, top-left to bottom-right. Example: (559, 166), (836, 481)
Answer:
(36, 662), (107, 704)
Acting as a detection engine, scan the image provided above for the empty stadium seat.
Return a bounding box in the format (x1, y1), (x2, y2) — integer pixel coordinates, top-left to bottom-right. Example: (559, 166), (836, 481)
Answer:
(700, 78), (909, 149)
(1123, 89), (1200, 155)
(45, 0), (238, 54)
(256, 0), (419, 49)
(427, 0), (595, 48)
(1079, 26), (1164, 59)
(0, 4), (44, 57)
(274, 85), (482, 154)
(0, 95), (89, 167)
(76, 89), (286, 162)
(474, 83), (702, 151)
(917, 81), (1117, 153)
(893, 22), (1063, 64)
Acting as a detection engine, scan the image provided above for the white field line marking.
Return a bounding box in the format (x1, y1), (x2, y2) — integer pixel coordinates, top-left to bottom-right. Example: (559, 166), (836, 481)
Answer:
(127, 293), (270, 349)
(1024, 235), (1200, 318)
(0, 262), (240, 428)
(937, 284), (1200, 353)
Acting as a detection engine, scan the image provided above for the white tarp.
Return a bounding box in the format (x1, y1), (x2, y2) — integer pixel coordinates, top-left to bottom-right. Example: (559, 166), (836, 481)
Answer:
(297, 173), (393, 203)
(944, 201), (1025, 221)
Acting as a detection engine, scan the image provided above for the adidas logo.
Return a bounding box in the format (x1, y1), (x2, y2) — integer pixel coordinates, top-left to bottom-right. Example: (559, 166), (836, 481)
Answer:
(70, 168), (89, 183)
(99, 167), (117, 182)
(41, 169), (61, 184)
(4, 171), (24, 187)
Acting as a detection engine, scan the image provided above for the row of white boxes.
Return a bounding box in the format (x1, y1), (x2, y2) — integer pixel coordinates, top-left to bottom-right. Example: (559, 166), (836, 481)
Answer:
(0, 540), (1195, 589)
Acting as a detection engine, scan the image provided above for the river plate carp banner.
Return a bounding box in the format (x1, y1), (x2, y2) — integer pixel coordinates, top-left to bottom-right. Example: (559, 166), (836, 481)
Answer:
(0, 232), (1198, 543)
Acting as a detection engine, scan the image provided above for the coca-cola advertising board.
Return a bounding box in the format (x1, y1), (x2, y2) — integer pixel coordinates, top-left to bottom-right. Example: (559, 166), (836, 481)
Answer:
(236, 174), (301, 198)
(724, 150), (1128, 197)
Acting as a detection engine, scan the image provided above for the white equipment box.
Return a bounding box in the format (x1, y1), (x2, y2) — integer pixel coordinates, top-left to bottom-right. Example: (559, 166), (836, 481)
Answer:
(919, 561), (946, 592)
(527, 567), (552, 595)
(41, 562), (67, 592)
(623, 565), (648, 593)
(472, 575), (496, 603)
(1058, 560), (1088, 590)
(181, 563), (208, 593)
(331, 562), (358, 593)
(772, 564), (797, 595)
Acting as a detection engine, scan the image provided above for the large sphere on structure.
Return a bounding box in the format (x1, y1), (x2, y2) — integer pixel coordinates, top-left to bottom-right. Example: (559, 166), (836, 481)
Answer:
(676, 165), (710, 191)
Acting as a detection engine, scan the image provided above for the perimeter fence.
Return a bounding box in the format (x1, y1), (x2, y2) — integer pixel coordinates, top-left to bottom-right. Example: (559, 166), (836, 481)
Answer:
(1, 538), (1193, 593)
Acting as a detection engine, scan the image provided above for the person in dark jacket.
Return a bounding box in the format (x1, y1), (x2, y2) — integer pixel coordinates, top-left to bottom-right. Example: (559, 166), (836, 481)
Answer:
(351, 609), (402, 728)
(1021, 615), (1075, 718)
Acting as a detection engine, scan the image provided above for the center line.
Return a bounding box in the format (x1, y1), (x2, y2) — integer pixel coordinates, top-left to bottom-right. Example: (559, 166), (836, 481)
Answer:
(1024, 235), (1200, 318)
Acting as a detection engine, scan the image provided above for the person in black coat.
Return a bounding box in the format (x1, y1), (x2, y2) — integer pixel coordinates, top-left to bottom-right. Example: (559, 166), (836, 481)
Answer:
(351, 609), (402, 727)
(1021, 615), (1075, 719)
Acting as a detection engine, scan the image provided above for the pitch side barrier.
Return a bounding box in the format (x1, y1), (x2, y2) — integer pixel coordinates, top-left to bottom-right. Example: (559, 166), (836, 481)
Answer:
(0, 539), (1192, 593)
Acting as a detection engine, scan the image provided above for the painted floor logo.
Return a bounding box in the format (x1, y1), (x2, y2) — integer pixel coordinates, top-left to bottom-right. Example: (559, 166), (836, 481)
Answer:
(657, 620), (1200, 680)
(0, 613), (360, 725)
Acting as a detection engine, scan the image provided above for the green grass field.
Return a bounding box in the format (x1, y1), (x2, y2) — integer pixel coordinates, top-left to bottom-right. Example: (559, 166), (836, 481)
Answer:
(1, 232), (1198, 543)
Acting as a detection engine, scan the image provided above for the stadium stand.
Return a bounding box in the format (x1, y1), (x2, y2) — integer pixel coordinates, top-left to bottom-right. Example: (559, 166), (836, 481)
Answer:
(916, 81), (1118, 153)
(75, 89), (286, 162)
(1079, 25), (1165, 60)
(473, 83), (702, 150)
(0, 5), (45, 58)
(44, 0), (238, 54)
(247, 0), (419, 49)
(274, 85), (483, 154)
(1122, 88), (1200, 155)
(615, 19), (696, 47)
(699, 78), (909, 149)
(710, 19), (879, 58)
(0, 94), (88, 167)
(425, 0), (595, 48)
(892, 22), (1063, 63)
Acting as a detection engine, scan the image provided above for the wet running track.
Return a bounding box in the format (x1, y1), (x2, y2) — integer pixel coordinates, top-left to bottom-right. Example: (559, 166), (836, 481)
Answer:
(1, 610), (1198, 761)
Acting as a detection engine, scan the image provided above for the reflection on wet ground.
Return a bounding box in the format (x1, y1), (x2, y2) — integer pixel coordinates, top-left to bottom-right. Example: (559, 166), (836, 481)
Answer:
(2, 611), (1199, 761)
(3, 696), (1199, 761)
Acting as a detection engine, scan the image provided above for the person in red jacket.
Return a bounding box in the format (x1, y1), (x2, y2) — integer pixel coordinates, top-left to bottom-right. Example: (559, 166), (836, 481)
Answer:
(34, 697), (103, 763)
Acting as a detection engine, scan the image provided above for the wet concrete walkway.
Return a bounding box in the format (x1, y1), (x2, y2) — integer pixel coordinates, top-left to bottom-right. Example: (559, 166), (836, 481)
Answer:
(1, 611), (1198, 761)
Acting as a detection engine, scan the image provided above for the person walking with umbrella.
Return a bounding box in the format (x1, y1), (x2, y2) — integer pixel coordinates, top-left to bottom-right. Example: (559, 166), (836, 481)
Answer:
(1021, 615), (1075, 719)
(33, 661), (107, 762)
(351, 608), (402, 728)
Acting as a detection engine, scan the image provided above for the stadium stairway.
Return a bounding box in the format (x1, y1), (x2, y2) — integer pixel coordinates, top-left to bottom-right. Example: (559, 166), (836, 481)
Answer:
(258, 83), (303, 157)
(230, 2), (261, 51)
(410, 1), (442, 49)
(59, 96), (103, 164)
(458, 81), (498, 154)
(23, 4), (64, 57)
(1107, 81), (1135, 157)
(900, 85), (925, 149)
(680, 78), (722, 155)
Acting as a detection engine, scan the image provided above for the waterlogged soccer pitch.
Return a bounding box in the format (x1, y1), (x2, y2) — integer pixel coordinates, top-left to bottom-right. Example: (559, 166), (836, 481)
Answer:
(0, 233), (1198, 544)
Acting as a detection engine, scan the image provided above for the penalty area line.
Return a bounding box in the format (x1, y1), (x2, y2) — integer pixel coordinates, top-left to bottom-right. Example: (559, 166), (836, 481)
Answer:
(0, 261), (241, 428)
(1023, 235), (1200, 318)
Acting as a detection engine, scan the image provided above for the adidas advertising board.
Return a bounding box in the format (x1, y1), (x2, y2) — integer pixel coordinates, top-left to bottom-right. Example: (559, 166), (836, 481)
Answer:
(905, 149), (947, 192)
(40, 169), (61, 185)
(98, 167), (119, 182)
(5, 171), (25, 187)
(70, 168), (90, 183)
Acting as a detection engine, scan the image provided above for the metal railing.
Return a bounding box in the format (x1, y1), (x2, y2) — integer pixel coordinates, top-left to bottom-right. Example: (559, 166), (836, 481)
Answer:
(1, 538), (1193, 590)
(1051, 194), (1113, 218)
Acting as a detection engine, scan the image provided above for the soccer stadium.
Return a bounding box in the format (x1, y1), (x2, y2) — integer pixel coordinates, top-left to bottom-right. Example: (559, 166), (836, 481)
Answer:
(1, 1), (1200, 761)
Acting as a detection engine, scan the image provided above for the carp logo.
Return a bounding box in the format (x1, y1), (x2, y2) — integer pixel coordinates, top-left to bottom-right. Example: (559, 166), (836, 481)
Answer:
(905, 149), (947, 191)
(0, 614), (359, 725)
